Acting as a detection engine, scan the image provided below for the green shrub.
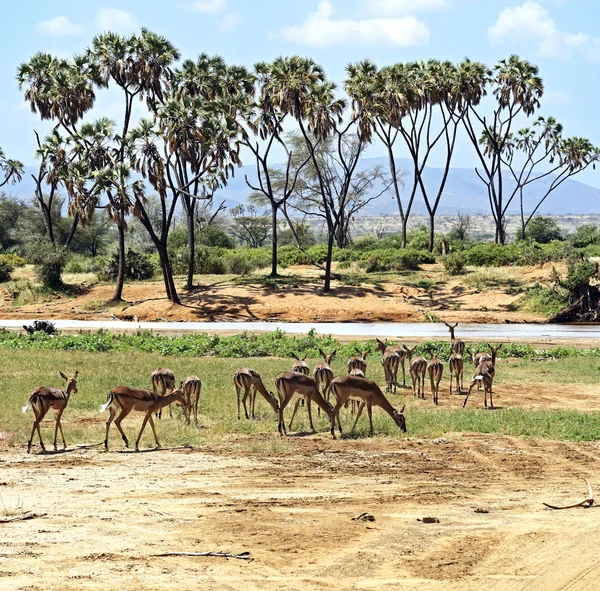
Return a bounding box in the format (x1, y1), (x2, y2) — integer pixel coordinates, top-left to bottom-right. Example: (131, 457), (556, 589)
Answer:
(194, 247), (228, 275)
(228, 255), (252, 275)
(520, 217), (563, 243)
(101, 249), (155, 281)
(443, 252), (466, 275)
(64, 254), (104, 275)
(464, 243), (519, 267)
(277, 245), (309, 267)
(569, 225), (600, 248)
(28, 246), (69, 288)
(516, 283), (568, 315)
(0, 253), (25, 268)
(198, 225), (235, 248)
(0, 259), (14, 283)
(359, 248), (434, 273)
(306, 245), (328, 264)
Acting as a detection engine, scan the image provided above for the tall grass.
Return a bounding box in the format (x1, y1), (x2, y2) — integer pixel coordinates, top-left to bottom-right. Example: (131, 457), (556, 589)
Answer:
(3, 350), (600, 450)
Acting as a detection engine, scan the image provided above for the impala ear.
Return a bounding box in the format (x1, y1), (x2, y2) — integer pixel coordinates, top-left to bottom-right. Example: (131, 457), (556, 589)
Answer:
(400, 405), (406, 413)
(59, 371), (68, 381)
(73, 371), (78, 379)
(363, 351), (369, 360)
(319, 348), (326, 359)
(302, 355), (307, 361)
(330, 350), (336, 361)
(179, 380), (184, 387)
(292, 353), (299, 360)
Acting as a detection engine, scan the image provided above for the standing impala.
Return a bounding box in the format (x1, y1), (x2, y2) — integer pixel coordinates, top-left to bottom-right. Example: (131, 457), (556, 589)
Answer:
(22, 371), (78, 453)
(291, 354), (310, 375)
(376, 339), (401, 394)
(376, 339), (407, 387)
(151, 368), (176, 419)
(327, 374), (406, 438)
(427, 355), (444, 405)
(448, 352), (464, 394)
(464, 344), (503, 409)
(101, 385), (186, 451)
(275, 371), (333, 435)
(404, 345), (427, 399)
(314, 350), (336, 416)
(233, 367), (279, 420)
(444, 322), (465, 355)
(347, 350), (368, 376)
(181, 375), (202, 425)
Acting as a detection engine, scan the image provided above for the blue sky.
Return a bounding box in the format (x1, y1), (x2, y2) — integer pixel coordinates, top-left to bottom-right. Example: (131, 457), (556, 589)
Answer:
(2, 0), (600, 187)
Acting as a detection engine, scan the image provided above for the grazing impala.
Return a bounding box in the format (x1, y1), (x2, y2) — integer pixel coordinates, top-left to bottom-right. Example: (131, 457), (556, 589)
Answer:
(448, 352), (464, 394)
(101, 385), (185, 451)
(376, 339), (407, 387)
(291, 354), (310, 376)
(404, 345), (427, 399)
(427, 355), (444, 405)
(464, 344), (503, 409)
(275, 371), (333, 436)
(444, 322), (465, 355)
(151, 368), (176, 419)
(22, 371), (78, 453)
(181, 375), (202, 425)
(327, 375), (406, 438)
(233, 368), (279, 420)
(376, 339), (401, 394)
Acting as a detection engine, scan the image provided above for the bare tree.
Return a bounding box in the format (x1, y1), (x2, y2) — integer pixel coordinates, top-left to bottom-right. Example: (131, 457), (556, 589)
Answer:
(452, 212), (472, 241)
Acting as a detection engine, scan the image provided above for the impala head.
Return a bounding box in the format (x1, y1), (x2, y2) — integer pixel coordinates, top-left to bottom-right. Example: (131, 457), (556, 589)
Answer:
(292, 353), (307, 362)
(60, 371), (78, 395)
(488, 343), (503, 364)
(402, 345), (418, 361)
(375, 338), (388, 353)
(392, 405), (407, 432)
(358, 350), (369, 361)
(319, 349), (336, 365)
(268, 391), (279, 413)
(444, 321), (458, 338)
(170, 387), (186, 409)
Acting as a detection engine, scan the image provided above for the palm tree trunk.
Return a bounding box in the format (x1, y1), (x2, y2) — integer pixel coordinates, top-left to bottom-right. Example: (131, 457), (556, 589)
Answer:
(64, 214), (80, 249)
(185, 199), (195, 290)
(112, 217), (126, 302)
(270, 202), (278, 277)
(156, 242), (181, 305)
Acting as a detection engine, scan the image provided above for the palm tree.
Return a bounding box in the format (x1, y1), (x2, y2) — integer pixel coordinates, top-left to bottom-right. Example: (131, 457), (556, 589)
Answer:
(0, 148), (24, 188)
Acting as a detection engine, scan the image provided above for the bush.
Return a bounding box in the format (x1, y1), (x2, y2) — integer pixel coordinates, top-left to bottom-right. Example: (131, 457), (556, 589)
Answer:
(359, 248), (434, 273)
(520, 217), (563, 243)
(443, 252), (466, 275)
(64, 254), (105, 275)
(569, 225), (600, 249)
(198, 225), (235, 248)
(0, 259), (14, 283)
(228, 255), (252, 275)
(464, 243), (519, 267)
(101, 249), (155, 281)
(516, 283), (568, 316)
(277, 245), (309, 267)
(0, 253), (25, 268)
(27, 246), (69, 288)
(194, 247), (228, 275)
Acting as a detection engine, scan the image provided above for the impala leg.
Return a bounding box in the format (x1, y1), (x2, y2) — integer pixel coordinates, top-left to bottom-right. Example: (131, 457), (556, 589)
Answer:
(489, 382), (494, 409)
(104, 407), (116, 450)
(148, 414), (161, 449)
(28, 410), (40, 454)
(251, 387), (257, 420)
(34, 405), (49, 453)
(242, 389), (250, 420)
(114, 407), (132, 449)
(401, 360), (406, 387)
(307, 399), (316, 433)
(53, 408), (66, 450)
(351, 403), (365, 432)
(194, 389), (200, 425)
(136, 411), (153, 451)
(366, 403), (374, 436)
(288, 399), (301, 431)
(464, 381), (476, 408)
(330, 402), (344, 439)
(236, 385), (241, 420)
(278, 395), (290, 436)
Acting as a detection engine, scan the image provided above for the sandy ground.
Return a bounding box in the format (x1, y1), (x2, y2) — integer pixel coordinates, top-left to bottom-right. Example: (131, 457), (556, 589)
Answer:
(0, 264), (550, 324)
(2, 434), (600, 591)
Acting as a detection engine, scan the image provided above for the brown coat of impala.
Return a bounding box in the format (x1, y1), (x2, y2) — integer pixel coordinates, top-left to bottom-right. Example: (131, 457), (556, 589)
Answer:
(376, 339), (402, 394)
(313, 349), (336, 400)
(427, 355), (444, 405)
(327, 375), (406, 439)
(464, 344), (503, 409)
(233, 367), (279, 420)
(404, 345), (427, 399)
(151, 368), (176, 419)
(181, 376), (202, 425)
(275, 371), (333, 436)
(22, 371), (78, 453)
(101, 386), (185, 451)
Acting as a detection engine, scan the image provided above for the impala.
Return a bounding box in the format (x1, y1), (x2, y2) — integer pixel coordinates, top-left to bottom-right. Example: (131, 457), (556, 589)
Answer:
(151, 367), (176, 419)
(464, 344), (503, 409)
(444, 322), (465, 355)
(347, 350), (368, 376)
(101, 385), (185, 451)
(327, 374), (406, 438)
(233, 367), (279, 420)
(291, 354), (310, 375)
(448, 352), (464, 394)
(404, 345), (427, 399)
(376, 339), (407, 387)
(427, 355), (444, 405)
(22, 371), (78, 453)
(275, 371), (333, 436)
(314, 349), (336, 416)
(181, 375), (202, 425)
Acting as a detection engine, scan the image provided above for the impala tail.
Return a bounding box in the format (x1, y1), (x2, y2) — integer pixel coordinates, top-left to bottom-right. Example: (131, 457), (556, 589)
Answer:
(99, 392), (114, 412)
(21, 402), (31, 414)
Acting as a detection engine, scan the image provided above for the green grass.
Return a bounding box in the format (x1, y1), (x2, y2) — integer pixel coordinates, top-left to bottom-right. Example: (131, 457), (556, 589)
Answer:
(4, 350), (600, 451)
(462, 268), (523, 292)
(515, 284), (569, 316)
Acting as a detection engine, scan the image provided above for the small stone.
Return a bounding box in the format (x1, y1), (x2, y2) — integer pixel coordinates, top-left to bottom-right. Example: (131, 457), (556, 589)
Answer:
(432, 438), (452, 445)
(418, 517), (440, 524)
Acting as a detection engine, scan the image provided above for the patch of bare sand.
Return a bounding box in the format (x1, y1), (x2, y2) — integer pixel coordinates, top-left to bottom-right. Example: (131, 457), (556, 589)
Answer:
(2, 436), (600, 590)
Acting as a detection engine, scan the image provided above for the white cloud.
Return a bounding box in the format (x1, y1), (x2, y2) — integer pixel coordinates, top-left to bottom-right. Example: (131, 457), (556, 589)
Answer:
(362, 0), (447, 16)
(95, 8), (139, 33)
(219, 12), (241, 32)
(488, 2), (593, 59)
(188, 0), (226, 13)
(276, 1), (430, 48)
(36, 16), (83, 37)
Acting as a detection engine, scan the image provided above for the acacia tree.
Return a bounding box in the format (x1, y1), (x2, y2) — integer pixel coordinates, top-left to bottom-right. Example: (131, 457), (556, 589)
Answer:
(497, 117), (600, 239)
(462, 55), (544, 244)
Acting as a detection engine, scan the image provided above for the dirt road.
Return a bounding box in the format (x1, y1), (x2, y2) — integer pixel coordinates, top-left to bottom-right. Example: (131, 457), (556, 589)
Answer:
(2, 435), (600, 590)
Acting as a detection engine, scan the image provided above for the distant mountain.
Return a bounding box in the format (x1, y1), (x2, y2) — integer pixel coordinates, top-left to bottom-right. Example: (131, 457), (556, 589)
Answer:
(6, 158), (600, 216)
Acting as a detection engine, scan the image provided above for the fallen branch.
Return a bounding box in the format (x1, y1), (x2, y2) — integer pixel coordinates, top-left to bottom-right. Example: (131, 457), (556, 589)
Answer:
(543, 480), (594, 510)
(154, 551), (253, 562)
(0, 511), (47, 523)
